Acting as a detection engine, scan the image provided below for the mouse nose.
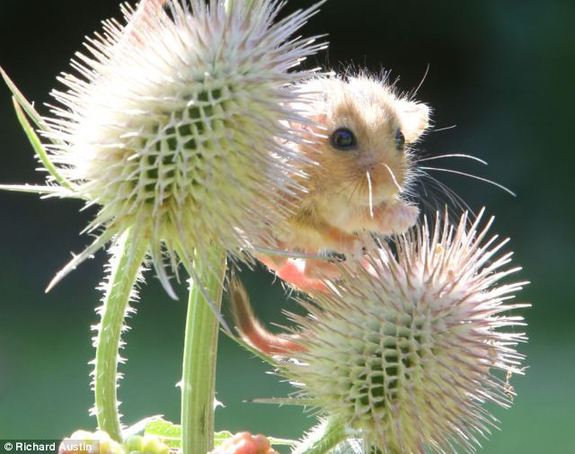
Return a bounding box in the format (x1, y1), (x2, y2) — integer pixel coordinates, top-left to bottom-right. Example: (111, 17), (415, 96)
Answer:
(357, 152), (380, 171)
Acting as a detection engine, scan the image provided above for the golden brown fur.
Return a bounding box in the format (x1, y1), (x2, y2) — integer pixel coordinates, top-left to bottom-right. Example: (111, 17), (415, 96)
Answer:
(266, 75), (430, 274)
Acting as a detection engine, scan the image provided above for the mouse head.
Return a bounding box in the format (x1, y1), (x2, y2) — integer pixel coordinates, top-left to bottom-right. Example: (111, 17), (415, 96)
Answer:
(298, 75), (430, 207)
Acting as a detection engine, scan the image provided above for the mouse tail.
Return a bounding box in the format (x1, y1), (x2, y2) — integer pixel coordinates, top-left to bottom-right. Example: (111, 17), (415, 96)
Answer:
(228, 274), (303, 356)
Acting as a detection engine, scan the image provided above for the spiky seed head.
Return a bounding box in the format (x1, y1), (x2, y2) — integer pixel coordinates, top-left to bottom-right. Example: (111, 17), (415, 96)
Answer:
(283, 211), (529, 453)
(36, 0), (325, 291)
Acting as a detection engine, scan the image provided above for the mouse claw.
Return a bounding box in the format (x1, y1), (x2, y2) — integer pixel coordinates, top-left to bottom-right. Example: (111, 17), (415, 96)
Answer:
(325, 251), (347, 263)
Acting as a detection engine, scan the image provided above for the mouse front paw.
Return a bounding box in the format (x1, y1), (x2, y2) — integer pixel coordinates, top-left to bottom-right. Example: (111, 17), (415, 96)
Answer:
(390, 203), (420, 234)
(373, 202), (419, 235)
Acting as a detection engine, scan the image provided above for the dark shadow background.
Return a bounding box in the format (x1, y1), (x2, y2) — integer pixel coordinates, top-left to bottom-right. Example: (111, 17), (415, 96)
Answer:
(0, 0), (574, 452)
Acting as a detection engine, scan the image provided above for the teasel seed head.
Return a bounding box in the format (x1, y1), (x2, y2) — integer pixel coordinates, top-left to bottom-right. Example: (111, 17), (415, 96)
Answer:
(7, 0), (326, 294)
(283, 210), (529, 453)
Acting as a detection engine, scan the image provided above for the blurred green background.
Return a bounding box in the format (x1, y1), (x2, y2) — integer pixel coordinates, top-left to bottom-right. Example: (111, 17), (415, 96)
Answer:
(0, 0), (573, 452)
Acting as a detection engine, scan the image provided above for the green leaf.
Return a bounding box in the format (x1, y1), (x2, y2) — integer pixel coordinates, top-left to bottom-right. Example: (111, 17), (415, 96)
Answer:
(251, 397), (319, 407)
(1, 67), (53, 134)
(0, 184), (75, 196)
(123, 415), (164, 438)
(1, 67), (74, 190)
(145, 419), (182, 449)
(268, 437), (297, 447)
(11, 98), (74, 190)
(143, 420), (235, 449)
(213, 431), (234, 448)
(144, 418), (297, 450)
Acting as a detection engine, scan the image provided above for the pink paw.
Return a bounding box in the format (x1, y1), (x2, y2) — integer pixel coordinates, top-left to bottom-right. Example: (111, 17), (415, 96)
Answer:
(379, 203), (419, 235)
(276, 258), (329, 293)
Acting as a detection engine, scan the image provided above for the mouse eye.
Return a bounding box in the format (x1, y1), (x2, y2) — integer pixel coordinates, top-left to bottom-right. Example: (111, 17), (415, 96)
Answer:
(330, 128), (357, 150)
(395, 129), (406, 151)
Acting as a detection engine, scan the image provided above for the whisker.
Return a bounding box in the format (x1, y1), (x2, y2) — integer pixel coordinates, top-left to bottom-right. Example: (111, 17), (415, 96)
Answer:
(412, 63), (430, 97)
(333, 176), (359, 197)
(412, 168), (474, 217)
(420, 173), (472, 214)
(416, 154), (488, 165)
(347, 178), (363, 205)
(382, 163), (403, 193)
(429, 124), (457, 133)
(420, 166), (516, 197)
(366, 170), (375, 218)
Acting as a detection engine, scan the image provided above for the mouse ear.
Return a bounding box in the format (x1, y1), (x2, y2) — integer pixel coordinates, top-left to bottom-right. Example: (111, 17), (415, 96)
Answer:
(396, 100), (430, 143)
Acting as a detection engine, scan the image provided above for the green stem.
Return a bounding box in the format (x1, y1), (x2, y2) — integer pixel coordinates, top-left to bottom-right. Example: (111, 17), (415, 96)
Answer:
(94, 228), (148, 441)
(179, 2), (252, 451)
(293, 418), (347, 454)
(181, 247), (227, 454)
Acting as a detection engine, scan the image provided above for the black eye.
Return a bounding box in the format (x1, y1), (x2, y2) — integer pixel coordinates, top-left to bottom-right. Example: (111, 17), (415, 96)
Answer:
(395, 129), (406, 151)
(330, 128), (357, 150)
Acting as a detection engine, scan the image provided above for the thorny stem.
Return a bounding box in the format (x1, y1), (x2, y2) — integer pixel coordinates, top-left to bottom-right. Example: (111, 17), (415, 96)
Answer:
(178, 3), (255, 452)
(93, 228), (148, 441)
(293, 418), (347, 454)
(181, 247), (227, 454)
